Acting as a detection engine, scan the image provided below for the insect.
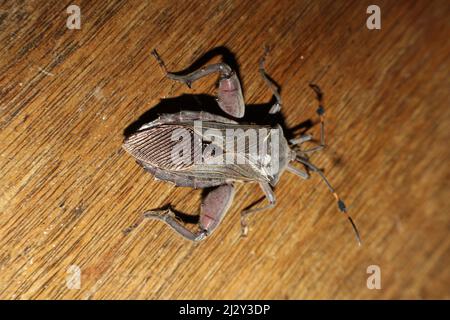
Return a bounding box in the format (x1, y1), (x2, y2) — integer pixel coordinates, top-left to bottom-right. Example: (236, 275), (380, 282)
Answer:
(123, 48), (361, 245)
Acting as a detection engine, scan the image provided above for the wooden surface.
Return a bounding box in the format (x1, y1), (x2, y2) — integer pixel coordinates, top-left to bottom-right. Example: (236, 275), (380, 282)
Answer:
(0, 0), (449, 299)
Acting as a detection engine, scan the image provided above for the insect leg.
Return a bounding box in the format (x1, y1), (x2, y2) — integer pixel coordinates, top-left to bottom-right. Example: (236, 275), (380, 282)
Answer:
(151, 49), (245, 118)
(290, 134), (313, 145)
(259, 46), (282, 114)
(199, 184), (235, 236)
(286, 164), (310, 179)
(143, 184), (234, 241)
(240, 182), (276, 236)
(152, 48), (232, 86)
(144, 209), (207, 241)
(296, 156), (362, 245)
(301, 84), (326, 154)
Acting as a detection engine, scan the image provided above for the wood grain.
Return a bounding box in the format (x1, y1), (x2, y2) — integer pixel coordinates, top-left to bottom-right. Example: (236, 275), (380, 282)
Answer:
(0, 0), (449, 299)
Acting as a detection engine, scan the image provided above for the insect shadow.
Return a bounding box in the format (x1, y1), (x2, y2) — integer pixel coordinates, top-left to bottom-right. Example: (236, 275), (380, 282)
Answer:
(124, 94), (314, 139)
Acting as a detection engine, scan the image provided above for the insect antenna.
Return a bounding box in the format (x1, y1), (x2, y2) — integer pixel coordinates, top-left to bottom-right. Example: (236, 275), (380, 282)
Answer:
(296, 155), (362, 245)
(151, 49), (169, 75)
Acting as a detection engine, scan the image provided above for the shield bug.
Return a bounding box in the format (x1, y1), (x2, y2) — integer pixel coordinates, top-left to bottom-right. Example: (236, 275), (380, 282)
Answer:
(123, 48), (361, 244)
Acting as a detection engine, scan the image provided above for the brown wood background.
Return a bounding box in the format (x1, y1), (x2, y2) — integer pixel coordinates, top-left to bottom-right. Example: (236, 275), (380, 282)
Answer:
(0, 0), (449, 299)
